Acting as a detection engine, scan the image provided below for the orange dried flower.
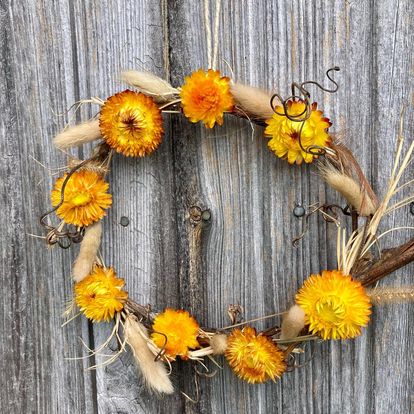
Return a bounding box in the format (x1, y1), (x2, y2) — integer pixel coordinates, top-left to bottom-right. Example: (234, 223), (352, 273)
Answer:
(225, 326), (286, 383)
(180, 69), (234, 128)
(50, 169), (112, 227)
(151, 308), (200, 360)
(75, 266), (128, 322)
(99, 90), (163, 157)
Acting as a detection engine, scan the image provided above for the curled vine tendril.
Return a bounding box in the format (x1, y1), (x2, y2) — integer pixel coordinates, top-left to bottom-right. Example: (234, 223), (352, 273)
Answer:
(39, 143), (111, 249)
(270, 66), (340, 157)
(39, 159), (91, 249)
(292, 202), (351, 247)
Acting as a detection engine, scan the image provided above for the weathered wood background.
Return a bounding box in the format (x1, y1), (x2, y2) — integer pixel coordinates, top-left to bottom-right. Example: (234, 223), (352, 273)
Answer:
(1, 0), (413, 413)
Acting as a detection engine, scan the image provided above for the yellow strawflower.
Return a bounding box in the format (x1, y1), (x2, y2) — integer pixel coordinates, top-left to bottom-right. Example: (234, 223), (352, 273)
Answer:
(51, 170), (112, 227)
(75, 266), (128, 322)
(296, 270), (372, 340)
(225, 326), (286, 383)
(99, 90), (163, 157)
(265, 100), (331, 164)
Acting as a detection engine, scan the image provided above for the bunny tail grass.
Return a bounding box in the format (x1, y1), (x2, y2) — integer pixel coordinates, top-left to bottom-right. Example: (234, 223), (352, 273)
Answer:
(125, 316), (174, 394)
(120, 70), (178, 103)
(72, 222), (102, 282)
(54, 120), (101, 150)
(321, 166), (377, 216)
(280, 305), (306, 340)
(231, 83), (276, 120)
(209, 333), (228, 355)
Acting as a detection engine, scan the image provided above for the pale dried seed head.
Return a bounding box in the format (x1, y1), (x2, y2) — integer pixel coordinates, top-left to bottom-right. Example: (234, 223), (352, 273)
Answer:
(125, 316), (174, 394)
(280, 305), (305, 340)
(120, 70), (178, 103)
(54, 120), (101, 150)
(367, 286), (414, 305)
(210, 333), (228, 355)
(230, 83), (277, 120)
(72, 222), (102, 282)
(321, 167), (377, 216)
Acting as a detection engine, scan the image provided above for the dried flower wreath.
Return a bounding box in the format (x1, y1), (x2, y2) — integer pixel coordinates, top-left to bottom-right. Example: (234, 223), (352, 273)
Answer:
(40, 67), (414, 397)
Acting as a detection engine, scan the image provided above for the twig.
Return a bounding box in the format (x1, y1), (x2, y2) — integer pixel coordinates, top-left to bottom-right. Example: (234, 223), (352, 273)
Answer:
(355, 238), (414, 286)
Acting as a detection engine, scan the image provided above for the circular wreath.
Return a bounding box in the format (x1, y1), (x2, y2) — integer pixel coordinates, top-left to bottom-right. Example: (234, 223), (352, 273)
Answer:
(41, 67), (414, 396)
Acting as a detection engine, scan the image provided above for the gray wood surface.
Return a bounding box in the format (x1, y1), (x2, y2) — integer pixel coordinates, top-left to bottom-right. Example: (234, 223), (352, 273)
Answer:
(1, 0), (413, 413)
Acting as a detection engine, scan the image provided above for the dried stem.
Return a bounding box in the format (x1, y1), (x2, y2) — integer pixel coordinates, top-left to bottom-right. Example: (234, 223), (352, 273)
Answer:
(356, 238), (414, 286)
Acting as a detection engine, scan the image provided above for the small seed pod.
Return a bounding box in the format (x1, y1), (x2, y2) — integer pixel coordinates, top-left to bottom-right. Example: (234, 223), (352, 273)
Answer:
(280, 305), (305, 340)
(210, 333), (228, 355)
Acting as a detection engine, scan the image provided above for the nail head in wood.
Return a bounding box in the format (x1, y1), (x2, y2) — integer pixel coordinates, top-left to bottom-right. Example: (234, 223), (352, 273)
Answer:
(293, 205), (306, 217)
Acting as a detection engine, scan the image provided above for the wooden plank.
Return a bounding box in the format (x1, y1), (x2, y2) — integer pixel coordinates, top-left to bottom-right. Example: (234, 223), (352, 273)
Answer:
(368, 1), (414, 413)
(0, 1), (96, 413)
(168, 0), (413, 413)
(64, 0), (184, 413)
(1, 0), (412, 413)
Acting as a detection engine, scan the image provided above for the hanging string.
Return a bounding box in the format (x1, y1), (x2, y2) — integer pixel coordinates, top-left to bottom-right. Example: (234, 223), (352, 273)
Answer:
(211, 0), (221, 70)
(204, 0), (222, 70)
(203, 0), (212, 68)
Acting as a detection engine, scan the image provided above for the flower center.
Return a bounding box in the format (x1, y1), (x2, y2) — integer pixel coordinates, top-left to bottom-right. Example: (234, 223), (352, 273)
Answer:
(71, 192), (92, 206)
(245, 355), (257, 369)
(198, 87), (219, 109)
(290, 131), (300, 141)
(119, 109), (143, 137)
(316, 295), (346, 325)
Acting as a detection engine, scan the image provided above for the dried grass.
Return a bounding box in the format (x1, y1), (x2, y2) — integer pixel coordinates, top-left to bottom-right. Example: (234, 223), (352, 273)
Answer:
(231, 83), (276, 120)
(320, 166), (377, 216)
(54, 120), (101, 149)
(339, 111), (414, 275)
(209, 333), (228, 355)
(124, 315), (174, 394)
(120, 70), (178, 103)
(280, 305), (305, 340)
(367, 286), (414, 305)
(72, 222), (102, 282)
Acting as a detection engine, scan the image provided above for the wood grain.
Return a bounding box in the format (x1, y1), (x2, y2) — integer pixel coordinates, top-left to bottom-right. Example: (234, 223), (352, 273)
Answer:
(0, 0), (412, 413)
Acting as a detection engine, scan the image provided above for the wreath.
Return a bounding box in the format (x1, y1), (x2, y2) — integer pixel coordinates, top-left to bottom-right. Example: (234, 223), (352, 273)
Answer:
(40, 66), (414, 397)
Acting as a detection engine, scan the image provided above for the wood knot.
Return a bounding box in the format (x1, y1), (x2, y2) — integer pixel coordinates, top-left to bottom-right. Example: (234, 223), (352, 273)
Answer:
(189, 206), (211, 226)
